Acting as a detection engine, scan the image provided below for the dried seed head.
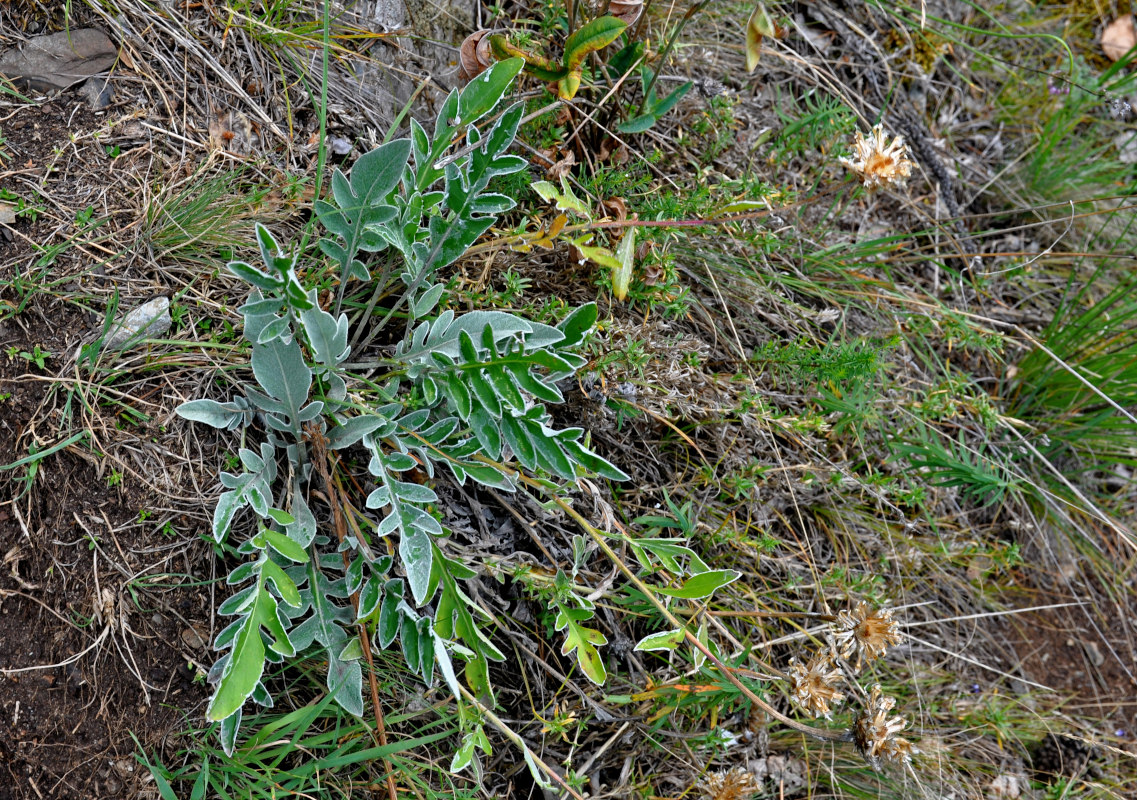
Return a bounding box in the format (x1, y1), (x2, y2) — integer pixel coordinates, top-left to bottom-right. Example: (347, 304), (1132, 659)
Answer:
(877, 735), (917, 766)
(839, 124), (914, 189)
(208, 110), (259, 155)
(831, 601), (903, 670)
(854, 685), (916, 769)
(700, 767), (759, 800)
(787, 650), (846, 719)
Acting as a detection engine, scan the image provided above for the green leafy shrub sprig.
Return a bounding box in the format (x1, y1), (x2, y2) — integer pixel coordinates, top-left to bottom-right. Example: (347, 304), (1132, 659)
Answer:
(487, 16), (628, 99)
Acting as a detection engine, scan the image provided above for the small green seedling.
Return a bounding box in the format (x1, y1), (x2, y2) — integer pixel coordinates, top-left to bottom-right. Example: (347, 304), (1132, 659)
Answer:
(617, 67), (693, 133)
(6, 344), (51, 369)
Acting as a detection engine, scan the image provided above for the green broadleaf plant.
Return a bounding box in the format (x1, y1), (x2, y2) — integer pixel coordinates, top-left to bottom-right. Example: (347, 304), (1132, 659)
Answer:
(177, 60), (734, 778)
(559, 15), (628, 99)
(177, 60), (614, 758)
(616, 66), (694, 134)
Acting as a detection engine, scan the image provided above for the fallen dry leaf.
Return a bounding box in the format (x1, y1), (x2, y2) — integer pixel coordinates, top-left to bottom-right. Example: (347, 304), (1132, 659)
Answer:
(1102, 15), (1137, 62)
(533, 146), (560, 169)
(597, 136), (629, 165)
(607, 0), (644, 27)
(457, 29), (494, 83)
(547, 150), (576, 180)
(641, 262), (663, 285)
(600, 196), (627, 222)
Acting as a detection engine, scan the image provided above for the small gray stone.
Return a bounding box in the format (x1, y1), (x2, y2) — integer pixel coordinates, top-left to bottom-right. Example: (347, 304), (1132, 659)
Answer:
(0, 29), (118, 92)
(104, 297), (171, 350)
(1115, 131), (1137, 164)
(80, 76), (114, 109)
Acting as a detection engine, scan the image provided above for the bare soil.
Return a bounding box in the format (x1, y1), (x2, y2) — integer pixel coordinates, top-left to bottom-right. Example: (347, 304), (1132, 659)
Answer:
(1, 92), (213, 800)
(1011, 590), (1137, 740)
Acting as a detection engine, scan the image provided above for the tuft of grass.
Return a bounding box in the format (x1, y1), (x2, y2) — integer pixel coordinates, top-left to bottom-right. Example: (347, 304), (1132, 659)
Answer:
(1005, 270), (1137, 501)
(141, 658), (462, 800)
(142, 166), (269, 266)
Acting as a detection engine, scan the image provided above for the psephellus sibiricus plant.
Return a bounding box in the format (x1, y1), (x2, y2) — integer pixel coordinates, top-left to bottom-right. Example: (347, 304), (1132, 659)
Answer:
(174, 59), (750, 785)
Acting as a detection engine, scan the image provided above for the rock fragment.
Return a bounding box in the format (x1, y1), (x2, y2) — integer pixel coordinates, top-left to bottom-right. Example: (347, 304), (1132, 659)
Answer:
(0, 29), (118, 92)
(79, 76), (114, 109)
(103, 297), (172, 350)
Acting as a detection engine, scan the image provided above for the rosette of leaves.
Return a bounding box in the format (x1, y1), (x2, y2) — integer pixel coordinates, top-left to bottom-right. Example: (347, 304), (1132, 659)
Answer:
(176, 59), (630, 759)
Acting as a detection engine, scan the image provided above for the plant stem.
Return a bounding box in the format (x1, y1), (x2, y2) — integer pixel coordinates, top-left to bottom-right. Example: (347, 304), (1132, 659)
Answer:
(306, 424), (399, 800)
(462, 185), (840, 258)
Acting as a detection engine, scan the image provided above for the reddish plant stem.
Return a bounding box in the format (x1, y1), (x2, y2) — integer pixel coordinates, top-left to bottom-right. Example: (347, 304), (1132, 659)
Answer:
(306, 424), (398, 800)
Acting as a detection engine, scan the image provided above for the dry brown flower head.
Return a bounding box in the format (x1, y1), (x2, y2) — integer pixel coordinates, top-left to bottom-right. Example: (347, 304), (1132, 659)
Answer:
(700, 767), (760, 800)
(831, 601), (903, 670)
(840, 124), (914, 189)
(876, 735), (917, 766)
(788, 650), (846, 719)
(854, 684), (916, 769)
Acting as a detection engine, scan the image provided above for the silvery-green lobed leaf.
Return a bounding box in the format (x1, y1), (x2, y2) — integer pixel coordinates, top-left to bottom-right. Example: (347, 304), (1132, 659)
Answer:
(177, 398), (246, 430)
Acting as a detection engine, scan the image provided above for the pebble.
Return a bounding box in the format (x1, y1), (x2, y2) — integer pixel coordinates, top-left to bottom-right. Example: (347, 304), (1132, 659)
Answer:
(180, 624), (209, 650)
(103, 297), (171, 350)
(80, 76), (114, 110)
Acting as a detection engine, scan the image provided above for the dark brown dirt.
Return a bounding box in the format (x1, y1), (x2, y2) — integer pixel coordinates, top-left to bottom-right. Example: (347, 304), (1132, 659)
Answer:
(1010, 582), (1137, 741)
(1, 93), (213, 800)
(0, 446), (204, 800)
